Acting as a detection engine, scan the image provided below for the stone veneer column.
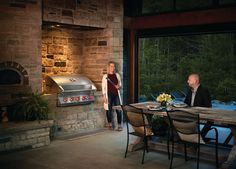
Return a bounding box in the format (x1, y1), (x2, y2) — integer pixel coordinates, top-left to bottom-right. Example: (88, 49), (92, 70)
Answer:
(82, 0), (123, 90)
(0, 0), (42, 92)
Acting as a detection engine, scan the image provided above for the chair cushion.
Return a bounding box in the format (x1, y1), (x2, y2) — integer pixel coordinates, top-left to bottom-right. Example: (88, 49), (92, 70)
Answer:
(172, 120), (205, 144)
(127, 111), (149, 126)
(178, 133), (205, 144)
(172, 120), (197, 134)
(126, 110), (153, 136)
(132, 126), (154, 136)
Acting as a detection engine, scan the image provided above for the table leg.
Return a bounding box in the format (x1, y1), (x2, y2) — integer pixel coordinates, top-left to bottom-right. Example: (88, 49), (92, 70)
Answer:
(228, 126), (236, 161)
(221, 125), (236, 168)
(128, 137), (143, 152)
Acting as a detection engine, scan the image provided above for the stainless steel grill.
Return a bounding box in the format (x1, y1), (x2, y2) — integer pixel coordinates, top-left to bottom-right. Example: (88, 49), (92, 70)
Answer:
(45, 74), (96, 106)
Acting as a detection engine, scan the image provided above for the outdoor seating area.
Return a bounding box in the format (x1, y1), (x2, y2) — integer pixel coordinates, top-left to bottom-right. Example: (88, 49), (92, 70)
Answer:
(113, 101), (236, 167)
(1, 0), (236, 169)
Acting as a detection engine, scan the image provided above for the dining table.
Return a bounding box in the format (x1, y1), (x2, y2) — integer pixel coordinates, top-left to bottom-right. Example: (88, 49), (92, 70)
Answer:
(113, 101), (236, 168)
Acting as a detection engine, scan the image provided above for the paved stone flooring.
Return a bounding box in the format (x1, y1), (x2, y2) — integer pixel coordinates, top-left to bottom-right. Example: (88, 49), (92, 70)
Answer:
(0, 128), (216, 169)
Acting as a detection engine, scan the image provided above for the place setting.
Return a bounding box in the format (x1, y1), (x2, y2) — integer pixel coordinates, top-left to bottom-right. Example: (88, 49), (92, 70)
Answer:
(146, 104), (162, 111)
(172, 102), (188, 108)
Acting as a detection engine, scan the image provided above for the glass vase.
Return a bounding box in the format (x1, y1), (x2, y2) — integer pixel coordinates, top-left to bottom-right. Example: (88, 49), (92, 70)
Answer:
(161, 101), (167, 110)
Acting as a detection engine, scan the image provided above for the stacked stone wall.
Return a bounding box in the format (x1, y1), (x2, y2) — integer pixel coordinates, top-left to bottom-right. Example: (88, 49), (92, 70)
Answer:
(0, 120), (53, 152)
(0, 0), (42, 92)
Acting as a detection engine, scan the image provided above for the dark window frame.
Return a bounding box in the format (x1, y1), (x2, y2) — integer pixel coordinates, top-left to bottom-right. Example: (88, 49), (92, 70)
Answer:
(125, 0), (236, 17)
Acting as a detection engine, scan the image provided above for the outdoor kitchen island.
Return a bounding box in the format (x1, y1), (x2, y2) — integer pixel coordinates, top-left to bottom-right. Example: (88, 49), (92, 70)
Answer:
(42, 74), (106, 137)
(44, 91), (106, 138)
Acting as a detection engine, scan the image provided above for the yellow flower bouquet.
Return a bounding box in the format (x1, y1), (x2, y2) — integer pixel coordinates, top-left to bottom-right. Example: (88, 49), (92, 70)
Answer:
(156, 93), (172, 106)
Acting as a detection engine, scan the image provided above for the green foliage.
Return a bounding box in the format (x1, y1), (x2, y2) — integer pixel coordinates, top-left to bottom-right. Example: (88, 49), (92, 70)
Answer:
(9, 93), (50, 121)
(139, 33), (236, 102)
(150, 115), (167, 136)
(216, 78), (236, 102)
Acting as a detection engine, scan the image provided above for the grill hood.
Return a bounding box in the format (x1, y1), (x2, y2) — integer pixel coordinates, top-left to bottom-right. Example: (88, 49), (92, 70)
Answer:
(45, 74), (97, 93)
(44, 74), (97, 106)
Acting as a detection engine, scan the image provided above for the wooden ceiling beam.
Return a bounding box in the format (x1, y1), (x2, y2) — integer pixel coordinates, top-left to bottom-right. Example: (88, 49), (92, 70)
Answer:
(124, 6), (236, 30)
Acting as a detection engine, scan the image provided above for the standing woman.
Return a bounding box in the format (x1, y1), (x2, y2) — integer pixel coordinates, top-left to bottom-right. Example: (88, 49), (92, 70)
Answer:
(102, 61), (122, 131)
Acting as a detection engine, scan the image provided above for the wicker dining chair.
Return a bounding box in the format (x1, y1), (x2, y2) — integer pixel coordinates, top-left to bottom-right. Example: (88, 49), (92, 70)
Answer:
(167, 109), (219, 169)
(122, 104), (154, 164)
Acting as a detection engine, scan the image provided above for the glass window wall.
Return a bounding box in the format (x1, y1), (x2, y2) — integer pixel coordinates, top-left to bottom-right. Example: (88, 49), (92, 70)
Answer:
(138, 33), (236, 108)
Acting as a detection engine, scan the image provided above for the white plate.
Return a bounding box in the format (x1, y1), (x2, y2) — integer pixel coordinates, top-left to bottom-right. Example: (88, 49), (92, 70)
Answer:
(146, 105), (160, 110)
(173, 103), (188, 108)
(148, 107), (162, 111)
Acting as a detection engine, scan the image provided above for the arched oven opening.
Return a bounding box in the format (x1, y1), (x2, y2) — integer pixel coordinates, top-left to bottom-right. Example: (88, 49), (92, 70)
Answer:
(0, 61), (31, 122)
(0, 61), (29, 86)
(0, 69), (22, 85)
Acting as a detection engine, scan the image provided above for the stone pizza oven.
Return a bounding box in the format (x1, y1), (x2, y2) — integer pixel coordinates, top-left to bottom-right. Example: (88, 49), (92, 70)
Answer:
(0, 61), (31, 107)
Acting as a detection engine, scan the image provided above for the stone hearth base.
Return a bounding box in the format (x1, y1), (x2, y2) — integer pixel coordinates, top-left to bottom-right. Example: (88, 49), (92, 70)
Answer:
(0, 120), (53, 152)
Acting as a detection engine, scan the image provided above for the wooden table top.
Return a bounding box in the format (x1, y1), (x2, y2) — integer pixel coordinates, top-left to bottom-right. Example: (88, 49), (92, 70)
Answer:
(114, 101), (236, 126)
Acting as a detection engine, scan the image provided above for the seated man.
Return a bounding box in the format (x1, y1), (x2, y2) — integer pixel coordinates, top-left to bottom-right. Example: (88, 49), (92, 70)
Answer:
(184, 73), (211, 107)
(184, 73), (212, 139)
